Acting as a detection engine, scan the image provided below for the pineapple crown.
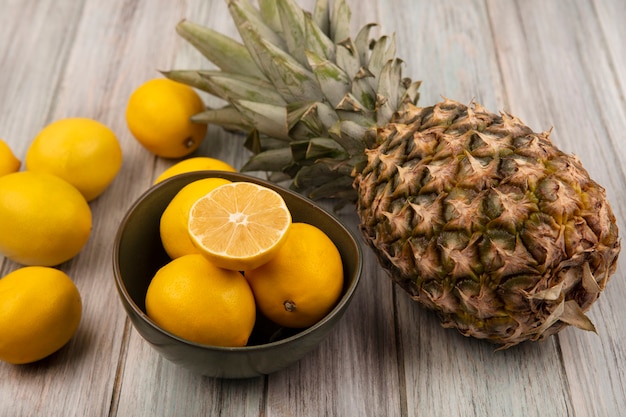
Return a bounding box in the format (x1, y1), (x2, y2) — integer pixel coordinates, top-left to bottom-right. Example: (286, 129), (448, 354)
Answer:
(165, 0), (420, 204)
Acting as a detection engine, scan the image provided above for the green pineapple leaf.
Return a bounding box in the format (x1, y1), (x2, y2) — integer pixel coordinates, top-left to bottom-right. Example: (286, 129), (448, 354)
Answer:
(237, 19), (323, 102)
(241, 147), (293, 172)
(312, 0), (330, 35)
(305, 50), (351, 107)
(190, 106), (248, 132)
(175, 20), (264, 79)
(377, 58), (404, 126)
(258, 0), (282, 33)
(276, 0), (308, 66)
(228, 0), (287, 52)
(329, 0), (351, 42)
(198, 72), (286, 105)
(303, 10), (335, 61)
(232, 100), (290, 140)
(162, 70), (216, 95)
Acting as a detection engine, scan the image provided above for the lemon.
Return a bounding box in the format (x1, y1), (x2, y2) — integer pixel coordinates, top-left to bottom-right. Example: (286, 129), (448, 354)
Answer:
(0, 138), (21, 177)
(0, 171), (92, 266)
(154, 157), (236, 184)
(145, 254), (256, 347)
(0, 267), (82, 364)
(160, 177), (231, 259)
(188, 182), (292, 271)
(245, 223), (344, 328)
(126, 78), (207, 158)
(25, 118), (123, 201)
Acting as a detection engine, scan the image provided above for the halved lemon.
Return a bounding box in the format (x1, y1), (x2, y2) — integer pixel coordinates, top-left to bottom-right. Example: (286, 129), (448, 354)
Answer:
(188, 182), (292, 271)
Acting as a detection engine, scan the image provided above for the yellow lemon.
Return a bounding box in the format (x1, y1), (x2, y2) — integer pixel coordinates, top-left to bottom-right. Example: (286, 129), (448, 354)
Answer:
(160, 177), (231, 259)
(0, 171), (92, 266)
(154, 157), (236, 184)
(126, 78), (207, 158)
(145, 254), (256, 347)
(0, 138), (20, 177)
(0, 267), (82, 364)
(188, 182), (292, 271)
(245, 223), (344, 328)
(25, 118), (123, 201)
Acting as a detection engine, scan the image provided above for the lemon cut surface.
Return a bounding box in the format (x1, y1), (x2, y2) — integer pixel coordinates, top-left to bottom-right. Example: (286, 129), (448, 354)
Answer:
(188, 182), (291, 271)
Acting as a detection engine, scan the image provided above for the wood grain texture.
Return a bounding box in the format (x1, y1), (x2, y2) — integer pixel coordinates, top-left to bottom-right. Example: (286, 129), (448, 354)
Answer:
(485, 2), (626, 416)
(0, 1), (625, 416)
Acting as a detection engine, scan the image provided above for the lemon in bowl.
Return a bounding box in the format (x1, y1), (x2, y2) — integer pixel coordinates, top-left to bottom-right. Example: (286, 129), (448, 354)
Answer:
(153, 157), (236, 184)
(245, 222), (345, 329)
(159, 177), (231, 259)
(187, 181), (293, 271)
(113, 171), (362, 378)
(145, 254), (256, 348)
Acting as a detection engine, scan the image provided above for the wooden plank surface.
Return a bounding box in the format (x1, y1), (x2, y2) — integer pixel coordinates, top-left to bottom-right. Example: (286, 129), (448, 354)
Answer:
(489, 4), (626, 416)
(1, 1), (625, 416)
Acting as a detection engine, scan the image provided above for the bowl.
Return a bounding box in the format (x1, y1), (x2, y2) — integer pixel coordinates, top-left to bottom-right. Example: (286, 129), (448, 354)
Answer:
(112, 171), (362, 378)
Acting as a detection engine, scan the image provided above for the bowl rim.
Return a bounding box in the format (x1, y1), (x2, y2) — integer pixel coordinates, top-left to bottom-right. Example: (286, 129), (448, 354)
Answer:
(112, 170), (363, 353)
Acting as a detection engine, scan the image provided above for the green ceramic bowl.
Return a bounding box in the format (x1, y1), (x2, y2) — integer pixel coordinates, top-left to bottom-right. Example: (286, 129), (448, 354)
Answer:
(113, 171), (362, 378)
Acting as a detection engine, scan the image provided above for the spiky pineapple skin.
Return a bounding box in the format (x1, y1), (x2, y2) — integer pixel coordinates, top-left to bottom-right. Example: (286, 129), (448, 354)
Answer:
(354, 99), (620, 347)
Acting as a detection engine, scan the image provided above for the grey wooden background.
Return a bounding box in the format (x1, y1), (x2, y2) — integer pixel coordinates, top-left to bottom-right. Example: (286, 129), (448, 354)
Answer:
(0, 0), (624, 416)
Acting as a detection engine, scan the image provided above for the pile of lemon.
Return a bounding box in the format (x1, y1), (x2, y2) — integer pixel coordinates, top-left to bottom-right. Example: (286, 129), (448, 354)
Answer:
(124, 78), (345, 347)
(0, 120), (122, 265)
(149, 180), (345, 347)
(0, 77), (211, 365)
(0, 75), (343, 364)
(0, 119), (122, 365)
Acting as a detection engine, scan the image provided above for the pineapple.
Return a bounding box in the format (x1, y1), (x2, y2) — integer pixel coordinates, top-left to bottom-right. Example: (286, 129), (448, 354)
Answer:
(166, 0), (620, 348)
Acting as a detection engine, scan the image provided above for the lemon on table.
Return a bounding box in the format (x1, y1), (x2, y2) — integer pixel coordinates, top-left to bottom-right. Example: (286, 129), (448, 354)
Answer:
(25, 118), (123, 202)
(0, 266), (82, 364)
(0, 138), (21, 177)
(160, 177), (231, 259)
(145, 254), (256, 347)
(245, 223), (344, 328)
(0, 171), (92, 266)
(126, 78), (207, 158)
(154, 156), (236, 184)
(188, 182), (292, 271)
